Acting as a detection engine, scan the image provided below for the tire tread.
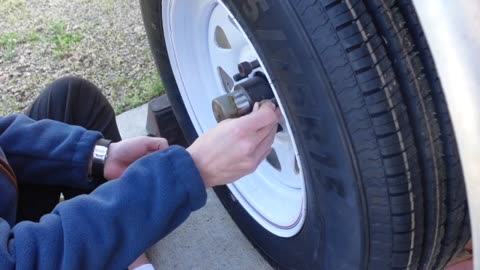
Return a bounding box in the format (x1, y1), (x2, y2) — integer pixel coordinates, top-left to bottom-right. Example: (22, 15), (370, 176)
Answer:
(292, 0), (424, 268)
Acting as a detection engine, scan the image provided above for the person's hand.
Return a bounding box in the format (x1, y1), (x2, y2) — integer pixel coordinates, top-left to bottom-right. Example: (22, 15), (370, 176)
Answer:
(187, 102), (280, 188)
(103, 136), (169, 180)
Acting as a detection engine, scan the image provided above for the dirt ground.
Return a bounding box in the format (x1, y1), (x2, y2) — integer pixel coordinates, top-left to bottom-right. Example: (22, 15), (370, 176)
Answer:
(0, 0), (163, 115)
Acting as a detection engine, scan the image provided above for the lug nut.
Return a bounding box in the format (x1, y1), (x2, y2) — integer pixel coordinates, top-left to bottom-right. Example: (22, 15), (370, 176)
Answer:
(212, 75), (274, 122)
(233, 60), (261, 82)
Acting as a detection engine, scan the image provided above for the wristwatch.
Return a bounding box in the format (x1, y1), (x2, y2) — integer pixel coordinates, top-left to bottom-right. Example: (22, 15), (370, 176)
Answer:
(91, 138), (112, 183)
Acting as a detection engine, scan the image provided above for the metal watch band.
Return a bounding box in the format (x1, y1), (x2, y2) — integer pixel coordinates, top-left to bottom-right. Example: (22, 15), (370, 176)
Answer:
(92, 138), (112, 183)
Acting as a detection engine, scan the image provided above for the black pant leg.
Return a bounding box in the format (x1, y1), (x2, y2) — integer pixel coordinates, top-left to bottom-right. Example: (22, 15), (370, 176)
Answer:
(16, 185), (63, 223)
(17, 76), (121, 222)
(26, 76), (121, 141)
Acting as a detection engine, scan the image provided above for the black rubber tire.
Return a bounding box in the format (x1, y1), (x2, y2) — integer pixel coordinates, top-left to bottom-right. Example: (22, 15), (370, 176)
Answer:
(362, 1), (449, 269)
(363, 1), (470, 268)
(140, 0), (469, 269)
(393, 1), (471, 267)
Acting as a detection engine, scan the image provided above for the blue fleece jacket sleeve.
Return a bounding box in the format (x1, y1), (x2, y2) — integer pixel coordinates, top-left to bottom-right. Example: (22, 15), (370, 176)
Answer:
(0, 114), (102, 189)
(0, 146), (207, 269)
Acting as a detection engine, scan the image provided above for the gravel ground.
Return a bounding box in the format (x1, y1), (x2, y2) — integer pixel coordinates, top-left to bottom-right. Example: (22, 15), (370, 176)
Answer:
(0, 0), (162, 115)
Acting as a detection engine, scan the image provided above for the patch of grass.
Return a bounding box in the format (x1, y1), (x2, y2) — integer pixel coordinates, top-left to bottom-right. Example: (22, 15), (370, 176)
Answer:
(24, 31), (41, 42)
(0, 32), (19, 47)
(114, 72), (165, 113)
(139, 72), (164, 96)
(0, 95), (23, 115)
(48, 22), (83, 59)
(0, 0), (27, 24)
(80, 0), (112, 4)
(0, 0), (25, 12)
(0, 30), (43, 61)
(0, 32), (19, 61)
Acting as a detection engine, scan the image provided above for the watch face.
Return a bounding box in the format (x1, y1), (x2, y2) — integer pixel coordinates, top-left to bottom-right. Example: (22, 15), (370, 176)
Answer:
(93, 145), (108, 162)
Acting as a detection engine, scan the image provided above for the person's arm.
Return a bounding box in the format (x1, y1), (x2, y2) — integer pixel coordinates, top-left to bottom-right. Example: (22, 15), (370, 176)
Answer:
(0, 102), (279, 270)
(0, 146), (207, 270)
(0, 114), (101, 189)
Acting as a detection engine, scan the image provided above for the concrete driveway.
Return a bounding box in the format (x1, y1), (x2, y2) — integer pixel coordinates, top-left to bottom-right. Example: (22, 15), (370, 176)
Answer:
(116, 105), (272, 270)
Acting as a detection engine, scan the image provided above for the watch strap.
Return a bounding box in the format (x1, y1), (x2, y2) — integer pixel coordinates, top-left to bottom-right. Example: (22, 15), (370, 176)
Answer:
(92, 138), (112, 183)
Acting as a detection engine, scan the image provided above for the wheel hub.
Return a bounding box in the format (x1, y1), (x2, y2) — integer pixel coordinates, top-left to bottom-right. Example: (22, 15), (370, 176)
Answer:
(212, 75), (275, 122)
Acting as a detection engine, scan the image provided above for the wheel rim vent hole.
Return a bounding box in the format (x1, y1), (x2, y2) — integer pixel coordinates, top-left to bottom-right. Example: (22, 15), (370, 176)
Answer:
(267, 149), (281, 171)
(214, 26), (231, 49)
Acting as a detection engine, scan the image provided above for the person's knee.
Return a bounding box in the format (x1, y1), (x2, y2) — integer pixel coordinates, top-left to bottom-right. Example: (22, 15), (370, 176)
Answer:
(53, 75), (85, 86)
(47, 76), (102, 99)
(28, 76), (107, 117)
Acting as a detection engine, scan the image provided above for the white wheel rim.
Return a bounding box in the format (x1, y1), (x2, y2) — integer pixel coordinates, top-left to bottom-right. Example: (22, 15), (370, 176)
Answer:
(163, 0), (306, 237)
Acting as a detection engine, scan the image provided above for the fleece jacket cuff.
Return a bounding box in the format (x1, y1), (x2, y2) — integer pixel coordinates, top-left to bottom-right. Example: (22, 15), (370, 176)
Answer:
(165, 145), (207, 211)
